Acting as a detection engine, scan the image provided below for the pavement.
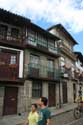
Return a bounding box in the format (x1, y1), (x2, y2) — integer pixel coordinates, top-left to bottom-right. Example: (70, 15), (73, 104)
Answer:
(52, 109), (83, 125)
(66, 118), (83, 125)
(0, 103), (77, 125)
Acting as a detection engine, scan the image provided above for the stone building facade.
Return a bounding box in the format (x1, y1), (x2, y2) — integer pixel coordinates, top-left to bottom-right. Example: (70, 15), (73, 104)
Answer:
(0, 9), (81, 116)
(21, 23), (61, 112)
(47, 24), (78, 105)
(0, 8), (29, 115)
(74, 52), (83, 98)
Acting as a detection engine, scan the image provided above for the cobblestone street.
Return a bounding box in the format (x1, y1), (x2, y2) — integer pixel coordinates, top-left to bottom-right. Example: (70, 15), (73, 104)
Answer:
(0, 103), (82, 125)
(52, 110), (83, 125)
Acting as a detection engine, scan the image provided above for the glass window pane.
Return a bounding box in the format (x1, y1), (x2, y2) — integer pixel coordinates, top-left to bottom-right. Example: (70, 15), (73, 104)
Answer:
(37, 35), (47, 47)
(0, 24), (7, 37)
(10, 55), (16, 64)
(30, 54), (39, 64)
(60, 57), (65, 66)
(11, 28), (19, 38)
(32, 81), (42, 97)
(48, 60), (54, 72)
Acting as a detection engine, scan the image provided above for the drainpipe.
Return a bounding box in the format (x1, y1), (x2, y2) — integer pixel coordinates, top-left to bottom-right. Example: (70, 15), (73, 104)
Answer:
(59, 79), (61, 108)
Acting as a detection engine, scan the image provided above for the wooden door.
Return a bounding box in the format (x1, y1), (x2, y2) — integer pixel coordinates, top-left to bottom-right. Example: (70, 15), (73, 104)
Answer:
(48, 83), (56, 107)
(62, 82), (67, 104)
(3, 86), (18, 115)
(73, 84), (76, 102)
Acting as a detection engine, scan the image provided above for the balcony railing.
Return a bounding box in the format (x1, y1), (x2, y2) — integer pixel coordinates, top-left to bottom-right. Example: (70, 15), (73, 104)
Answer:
(60, 67), (83, 80)
(0, 64), (18, 80)
(26, 63), (61, 80)
(0, 34), (23, 46)
(26, 63), (80, 80)
(59, 42), (76, 60)
(26, 37), (60, 56)
(60, 68), (72, 78)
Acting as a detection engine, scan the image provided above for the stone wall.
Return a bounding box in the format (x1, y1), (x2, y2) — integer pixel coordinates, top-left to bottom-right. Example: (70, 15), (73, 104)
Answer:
(67, 80), (74, 103)
(17, 80), (32, 114)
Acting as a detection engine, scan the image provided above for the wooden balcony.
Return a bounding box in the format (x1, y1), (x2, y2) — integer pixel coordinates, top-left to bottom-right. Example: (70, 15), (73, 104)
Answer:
(0, 34), (24, 49)
(25, 37), (60, 58)
(59, 42), (76, 60)
(0, 64), (18, 80)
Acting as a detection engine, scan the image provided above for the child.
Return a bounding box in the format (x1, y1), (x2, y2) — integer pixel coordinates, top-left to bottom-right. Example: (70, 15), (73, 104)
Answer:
(24, 104), (39, 125)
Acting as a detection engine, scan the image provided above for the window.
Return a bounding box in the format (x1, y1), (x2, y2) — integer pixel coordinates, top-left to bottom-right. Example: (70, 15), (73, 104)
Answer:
(48, 59), (54, 72)
(48, 40), (55, 50)
(37, 35), (47, 48)
(30, 54), (39, 68)
(10, 55), (16, 64)
(60, 57), (65, 67)
(55, 41), (57, 48)
(32, 81), (42, 97)
(60, 57), (65, 73)
(27, 31), (37, 46)
(28, 36), (34, 42)
(11, 28), (19, 39)
(28, 32), (35, 41)
(0, 24), (7, 38)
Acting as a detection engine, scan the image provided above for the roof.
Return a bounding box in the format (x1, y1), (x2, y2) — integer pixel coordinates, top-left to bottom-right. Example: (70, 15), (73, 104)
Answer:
(0, 8), (60, 40)
(0, 8), (30, 26)
(47, 24), (78, 45)
(29, 22), (60, 40)
(74, 52), (83, 63)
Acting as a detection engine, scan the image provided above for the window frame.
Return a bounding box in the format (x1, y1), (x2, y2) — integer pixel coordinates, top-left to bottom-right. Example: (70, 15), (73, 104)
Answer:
(30, 54), (40, 69)
(10, 55), (17, 64)
(48, 40), (55, 50)
(30, 54), (40, 64)
(32, 81), (42, 98)
(0, 24), (8, 38)
(47, 59), (54, 72)
(11, 28), (19, 39)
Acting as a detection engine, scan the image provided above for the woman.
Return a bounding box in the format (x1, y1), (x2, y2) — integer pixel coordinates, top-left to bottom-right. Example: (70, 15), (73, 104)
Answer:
(24, 104), (39, 125)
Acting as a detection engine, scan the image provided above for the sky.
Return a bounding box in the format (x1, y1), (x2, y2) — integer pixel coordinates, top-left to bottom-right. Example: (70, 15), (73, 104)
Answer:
(0, 0), (83, 53)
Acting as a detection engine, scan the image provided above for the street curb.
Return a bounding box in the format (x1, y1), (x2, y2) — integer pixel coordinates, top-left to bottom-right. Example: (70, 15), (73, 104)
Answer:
(16, 109), (76, 125)
(0, 104), (77, 125)
(52, 108), (76, 117)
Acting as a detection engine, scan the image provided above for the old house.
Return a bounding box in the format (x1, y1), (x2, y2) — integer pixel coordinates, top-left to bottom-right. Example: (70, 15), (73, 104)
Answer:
(0, 8), (30, 115)
(48, 24), (78, 105)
